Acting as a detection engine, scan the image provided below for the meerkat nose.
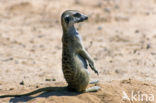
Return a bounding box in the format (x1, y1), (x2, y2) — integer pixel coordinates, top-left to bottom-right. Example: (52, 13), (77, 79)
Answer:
(83, 16), (88, 20)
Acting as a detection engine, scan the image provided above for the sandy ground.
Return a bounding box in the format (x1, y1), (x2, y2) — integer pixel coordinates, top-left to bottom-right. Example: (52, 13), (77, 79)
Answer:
(0, 0), (156, 103)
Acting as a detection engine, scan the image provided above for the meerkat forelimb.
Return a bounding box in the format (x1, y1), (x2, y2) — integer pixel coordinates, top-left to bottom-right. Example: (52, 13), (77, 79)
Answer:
(78, 49), (99, 75)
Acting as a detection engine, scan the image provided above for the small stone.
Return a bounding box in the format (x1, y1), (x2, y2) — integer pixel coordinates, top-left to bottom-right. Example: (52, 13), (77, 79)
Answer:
(36, 85), (39, 88)
(20, 81), (24, 85)
(104, 8), (111, 13)
(135, 30), (139, 33)
(146, 44), (151, 49)
(29, 40), (34, 44)
(45, 79), (51, 81)
(114, 5), (119, 9)
(74, 0), (81, 4)
(151, 52), (156, 55)
(97, 26), (102, 30)
(97, 2), (102, 8)
(30, 49), (35, 52)
(133, 49), (137, 54)
(9, 88), (14, 90)
(21, 61), (27, 65)
(94, 57), (98, 61)
(38, 35), (44, 38)
(2, 57), (13, 62)
(145, 12), (150, 16)
(14, 60), (19, 64)
(115, 69), (119, 74)
(109, 60), (113, 63)
(52, 78), (56, 81)
(143, 83), (149, 86)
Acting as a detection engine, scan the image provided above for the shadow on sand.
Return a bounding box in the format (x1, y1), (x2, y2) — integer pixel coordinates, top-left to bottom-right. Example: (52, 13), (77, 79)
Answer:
(9, 86), (81, 103)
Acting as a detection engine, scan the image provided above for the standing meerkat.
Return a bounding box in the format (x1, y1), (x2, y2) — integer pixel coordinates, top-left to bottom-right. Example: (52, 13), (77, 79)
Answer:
(61, 10), (100, 92)
(0, 10), (100, 98)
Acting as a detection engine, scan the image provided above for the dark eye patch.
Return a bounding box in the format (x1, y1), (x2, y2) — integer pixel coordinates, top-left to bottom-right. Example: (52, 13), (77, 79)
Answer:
(64, 16), (70, 24)
(73, 13), (81, 17)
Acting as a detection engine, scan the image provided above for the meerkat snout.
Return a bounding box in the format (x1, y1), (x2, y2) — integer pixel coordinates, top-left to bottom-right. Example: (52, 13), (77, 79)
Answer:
(73, 13), (88, 23)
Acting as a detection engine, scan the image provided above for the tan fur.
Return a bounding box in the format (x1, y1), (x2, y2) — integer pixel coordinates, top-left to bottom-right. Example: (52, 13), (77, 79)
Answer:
(61, 10), (99, 92)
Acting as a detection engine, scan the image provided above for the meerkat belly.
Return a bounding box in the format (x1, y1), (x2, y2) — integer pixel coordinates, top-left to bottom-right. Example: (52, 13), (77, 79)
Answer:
(73, 54), (90, 90)
(75, 54), (88, 69)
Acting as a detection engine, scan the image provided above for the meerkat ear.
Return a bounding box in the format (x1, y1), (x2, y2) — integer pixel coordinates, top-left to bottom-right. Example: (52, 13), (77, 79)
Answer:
(64, 16), (70, 24)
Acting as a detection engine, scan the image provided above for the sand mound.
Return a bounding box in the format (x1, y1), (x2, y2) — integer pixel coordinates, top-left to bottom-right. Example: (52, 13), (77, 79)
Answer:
(1, 79), (156, 103)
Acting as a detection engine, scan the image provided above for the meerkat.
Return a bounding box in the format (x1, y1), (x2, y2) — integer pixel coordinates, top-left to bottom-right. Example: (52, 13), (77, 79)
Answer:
(0, 10), (100, 98)
(61, 10), (100, 92)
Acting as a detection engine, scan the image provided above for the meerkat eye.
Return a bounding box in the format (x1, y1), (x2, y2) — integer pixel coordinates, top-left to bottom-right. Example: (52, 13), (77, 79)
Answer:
(73, 13), (81, 17)
(64, 16), (70, 24)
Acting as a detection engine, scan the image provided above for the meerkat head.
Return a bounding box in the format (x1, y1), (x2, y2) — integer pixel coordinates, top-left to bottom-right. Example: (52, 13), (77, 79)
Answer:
(61, 10), (88, 32)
